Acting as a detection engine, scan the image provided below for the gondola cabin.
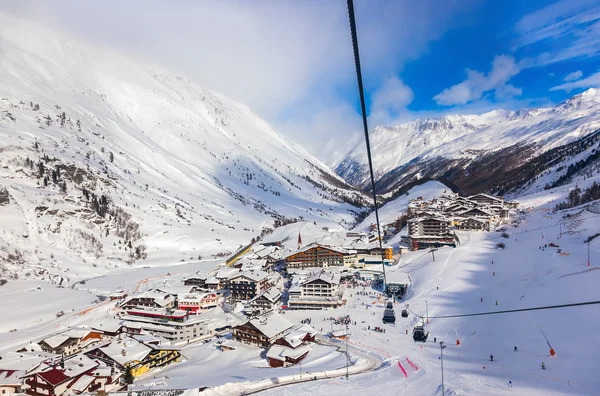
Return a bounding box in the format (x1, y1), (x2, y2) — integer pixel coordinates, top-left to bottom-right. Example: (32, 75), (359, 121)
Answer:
(382, 308), (396, 324)
(412, 325), (428, 342)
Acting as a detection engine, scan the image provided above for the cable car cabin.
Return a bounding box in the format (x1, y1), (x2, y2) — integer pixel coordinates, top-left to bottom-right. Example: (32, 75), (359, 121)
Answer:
(382, 308), (396, 324)
(412, 325), (428, 342)
(401, 309), (408, 318)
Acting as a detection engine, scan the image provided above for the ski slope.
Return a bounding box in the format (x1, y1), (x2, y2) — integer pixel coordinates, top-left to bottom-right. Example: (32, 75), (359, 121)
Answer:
(258, 183), (600, 395)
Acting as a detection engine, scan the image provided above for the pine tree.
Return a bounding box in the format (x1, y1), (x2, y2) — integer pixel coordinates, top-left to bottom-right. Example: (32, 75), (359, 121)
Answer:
(123, 366), (134, 384)
(43, 176), (48, 187)
(61, 181), (67, 193)
(76, 119), (81, 131)
(109, 151), (114, 163)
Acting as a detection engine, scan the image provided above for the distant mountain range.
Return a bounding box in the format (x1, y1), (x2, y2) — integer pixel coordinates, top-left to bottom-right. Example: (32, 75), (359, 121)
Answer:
(335, 89), (600, 197)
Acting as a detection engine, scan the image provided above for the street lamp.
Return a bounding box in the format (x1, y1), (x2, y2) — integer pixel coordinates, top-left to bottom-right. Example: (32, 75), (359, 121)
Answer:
(345, 324), (350, 380)
(440, 341), (447, 396)
(588, 240), (591, 267)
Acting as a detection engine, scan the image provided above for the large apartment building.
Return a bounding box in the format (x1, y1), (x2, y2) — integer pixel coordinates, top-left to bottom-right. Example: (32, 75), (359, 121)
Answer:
(285, 244), (356, 269)
(287, 270), (344, 309)
(226, 270), (270, 301)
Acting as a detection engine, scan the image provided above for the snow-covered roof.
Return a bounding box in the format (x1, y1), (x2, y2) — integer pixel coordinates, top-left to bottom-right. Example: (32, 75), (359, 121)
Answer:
(0, 351), (58, 371)
(0, 369), (25, 385)
(285, 243), (350, 259)
(69, 374), (95, 392)
(458, 207), (494, 217)
(386, 271), (411, 284)
(247, 311), (294, 339)
(467, 193), (504, 202)
(301, 270), (340, 286)
(40, 328), (94, 348)
(228, 269), (268, 283)
(96, 337), (152, 366)
(215, 267), (240, 280)
(90, 317), (125, 334)
(177, 292), (215, 303)
(249, 287), (281, 304)
(282, 324), (318, 348)
(266, 343), (311, 361)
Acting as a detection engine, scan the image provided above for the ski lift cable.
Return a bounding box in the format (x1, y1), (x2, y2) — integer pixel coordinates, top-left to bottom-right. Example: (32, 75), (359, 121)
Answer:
(347, 0), (387, 288)
(408, 300), (600, 320)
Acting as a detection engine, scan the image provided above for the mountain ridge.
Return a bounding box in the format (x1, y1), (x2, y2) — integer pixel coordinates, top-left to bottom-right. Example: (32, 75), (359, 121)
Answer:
(336, 88), (600, 191)
(0, 15), (368, 285)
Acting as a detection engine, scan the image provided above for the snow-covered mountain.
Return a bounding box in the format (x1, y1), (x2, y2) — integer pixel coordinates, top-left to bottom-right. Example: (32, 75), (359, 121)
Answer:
(0, 16), (367, 284)
(336, 90), (600, 191)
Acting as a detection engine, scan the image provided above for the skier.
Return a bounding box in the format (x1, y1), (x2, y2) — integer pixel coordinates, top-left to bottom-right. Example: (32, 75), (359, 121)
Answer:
(541, 362), (546, 370)
(496, 300), (498, 306)
(514, 346), (518, 352)
(434, 337), (437, 343)
(480, 297), (483, 302)
(490, 355), (494, 362)
(508, 380), (513, 388)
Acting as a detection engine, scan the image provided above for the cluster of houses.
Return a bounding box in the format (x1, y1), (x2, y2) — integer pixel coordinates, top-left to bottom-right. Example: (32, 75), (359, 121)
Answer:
(403, 192), (518, 250)
(231, 310), (319, 367)
(0, 228), (415, 394)
(0, 327), (182, 396)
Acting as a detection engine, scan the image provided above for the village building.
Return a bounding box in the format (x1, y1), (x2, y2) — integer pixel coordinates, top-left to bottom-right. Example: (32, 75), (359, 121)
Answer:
(232, 310), (294, 348)
(23, 354), (121, 396)
(38, 329), (103, 357)
(226, 270), (270, 301)
(467, 193), (505, 206)
(85, 336), (180, 378)
(453, 217), (489, 231)
(0, 369), (25, 396)
(247, 287), (282, 314)
(265, 324), (319, 368)
(458, 207), (496, 219)
(0, 351), (61, 396)
(119, 289), (175, 310)
(177, 292), (219, 314)
(108, 291), (127, 301)
(285, 244), (356, 269)
(406, 217), (456, 251)
(89, 317), (128, 338)
(287, 270), (344, 310)
(119, 307), (210, 343)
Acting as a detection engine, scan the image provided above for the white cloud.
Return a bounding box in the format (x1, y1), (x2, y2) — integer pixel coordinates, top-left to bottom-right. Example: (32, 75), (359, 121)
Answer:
(434, 55), (522, 106)
(515, 0), (600, 64)
(564, 70), (583, 81)
(369, 76), (414, 125)
(551, 71), (600, 91)
(0, 0), (480, 162)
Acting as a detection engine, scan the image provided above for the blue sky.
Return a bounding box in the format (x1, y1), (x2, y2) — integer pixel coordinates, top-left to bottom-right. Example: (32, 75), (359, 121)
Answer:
(4, 0), (600, 162)
(359, 0), (600, 122)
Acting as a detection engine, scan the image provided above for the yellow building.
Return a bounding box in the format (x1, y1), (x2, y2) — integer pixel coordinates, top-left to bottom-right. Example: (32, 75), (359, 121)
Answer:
(85, 336), (181, 378)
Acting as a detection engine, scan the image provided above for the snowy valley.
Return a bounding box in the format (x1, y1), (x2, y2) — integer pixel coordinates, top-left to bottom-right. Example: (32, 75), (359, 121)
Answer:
(0, 16), (367, 285)
(0, 10), (600, 396)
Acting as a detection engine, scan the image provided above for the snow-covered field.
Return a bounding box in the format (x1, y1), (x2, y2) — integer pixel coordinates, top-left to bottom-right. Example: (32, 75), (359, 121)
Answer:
(258, 186), (600, 395)
(2, 175), (599, 395)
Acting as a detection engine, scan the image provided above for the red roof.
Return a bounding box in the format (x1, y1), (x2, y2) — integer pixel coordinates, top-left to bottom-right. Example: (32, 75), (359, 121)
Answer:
(38, 368), (70, 386)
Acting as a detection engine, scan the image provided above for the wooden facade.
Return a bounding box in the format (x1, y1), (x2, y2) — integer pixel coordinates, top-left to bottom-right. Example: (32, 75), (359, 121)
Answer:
(285, 246), (345, 269)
